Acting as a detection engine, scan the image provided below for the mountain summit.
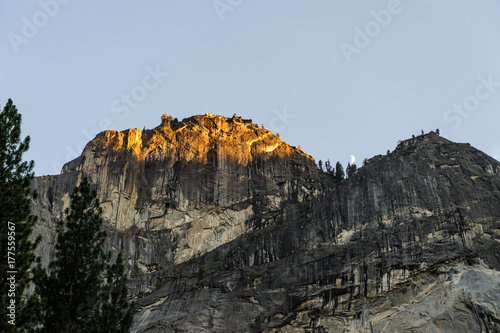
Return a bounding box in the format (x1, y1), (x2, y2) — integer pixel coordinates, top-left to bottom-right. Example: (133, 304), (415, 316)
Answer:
(34, 114), (319, 264)
(65, 113), (312, 170)
(32, 115), (500, 332)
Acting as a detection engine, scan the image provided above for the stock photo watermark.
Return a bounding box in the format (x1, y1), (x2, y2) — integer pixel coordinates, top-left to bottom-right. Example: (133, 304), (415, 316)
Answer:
(339, 0), (406, 64)
(268, 106), (295, 133)
(6, 221), (17, 326)
(51, 65), (169, 173)
(443, 74), (499, 130)
(110, 65), (169, 120)
(213, 0), (243, 21)
(7, 0), (71, 54)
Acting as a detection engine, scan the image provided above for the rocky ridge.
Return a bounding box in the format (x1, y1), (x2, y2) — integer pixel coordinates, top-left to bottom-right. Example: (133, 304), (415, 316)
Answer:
(32, 113), (318, 291)
(31, 114), (500, 332)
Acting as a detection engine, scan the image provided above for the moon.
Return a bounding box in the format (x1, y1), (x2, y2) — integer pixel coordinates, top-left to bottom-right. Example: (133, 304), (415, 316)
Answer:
(350, 155), (356, 164)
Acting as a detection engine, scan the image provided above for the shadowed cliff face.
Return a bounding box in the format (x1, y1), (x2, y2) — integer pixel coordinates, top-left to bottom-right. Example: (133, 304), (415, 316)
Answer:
(32, 114), (318, 269)
(32, 118), (500, 332)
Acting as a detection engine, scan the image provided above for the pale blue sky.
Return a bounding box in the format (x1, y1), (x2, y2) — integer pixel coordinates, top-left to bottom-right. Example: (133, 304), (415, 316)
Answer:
(1, 1), (500, 176)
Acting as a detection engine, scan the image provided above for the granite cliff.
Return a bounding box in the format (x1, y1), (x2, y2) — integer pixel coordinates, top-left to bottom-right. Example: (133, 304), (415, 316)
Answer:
(31, 114), (500, 332)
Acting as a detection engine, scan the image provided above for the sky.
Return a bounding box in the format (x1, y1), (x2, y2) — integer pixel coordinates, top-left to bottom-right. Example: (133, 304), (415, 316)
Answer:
(1, 1), (500, 176)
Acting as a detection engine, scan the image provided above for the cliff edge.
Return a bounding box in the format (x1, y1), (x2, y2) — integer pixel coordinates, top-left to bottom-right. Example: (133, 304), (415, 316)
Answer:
(31, 117), (500, 332)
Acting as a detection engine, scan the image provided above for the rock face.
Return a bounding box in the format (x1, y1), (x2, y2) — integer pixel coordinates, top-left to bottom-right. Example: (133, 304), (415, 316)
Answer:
(32, 113), (318, 295)
(32, 115), (500, 332)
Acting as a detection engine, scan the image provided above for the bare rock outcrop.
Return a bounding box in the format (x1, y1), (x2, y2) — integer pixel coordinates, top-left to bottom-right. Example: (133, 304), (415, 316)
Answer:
(32, 114), (318, 295)
(31, 118), (500, 332)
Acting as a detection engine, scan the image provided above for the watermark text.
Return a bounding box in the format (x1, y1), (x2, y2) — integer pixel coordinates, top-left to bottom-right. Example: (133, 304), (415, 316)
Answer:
(6, 221), (17, 326)
(51, 65), (168, 173)
(268, 106), (295, 133)
(443, 74), (499, 129)
(213, 0), (243, 21)
(339, 0), (405, 64)
(7, 0), (71, 53)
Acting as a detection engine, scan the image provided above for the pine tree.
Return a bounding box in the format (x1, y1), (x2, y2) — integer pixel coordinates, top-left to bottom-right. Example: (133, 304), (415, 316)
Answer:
(318, 160), (323, 172)
(95, 252), (134, 333)
(346, 163), (357, 178)
(0, 99), (41, 332)
(335, 161), (345, 180)
(33, 178), (133, 332)
(161, 114), (173, 124)
(325, 159), (332, 174)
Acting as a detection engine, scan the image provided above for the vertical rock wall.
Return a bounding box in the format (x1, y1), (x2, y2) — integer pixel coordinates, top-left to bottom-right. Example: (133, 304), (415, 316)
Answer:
(31, 120), (500, 332)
